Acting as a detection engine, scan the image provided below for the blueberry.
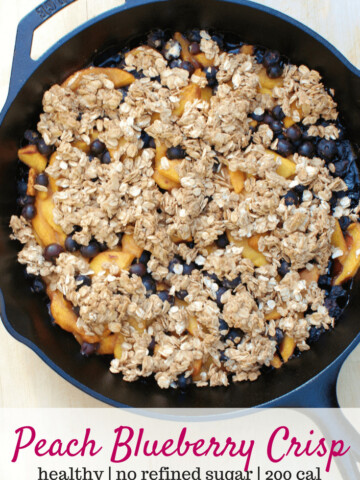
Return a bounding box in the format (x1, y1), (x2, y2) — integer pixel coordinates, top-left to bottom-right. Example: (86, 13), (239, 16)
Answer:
(80, 241), (100, 259)
(73, 305), (80, 315)
(65, 235), (80, 252)
(317, 139), (337, 161)
(18, 194), (35, 207)
(205, 66), (218, 87)
(187, 30), (201, 43)
(275, 328), (284, 345)
(219, 318), (229, 335)
(21, 204), (36, 220)
(147, 30), (165, 50)
(203, 271), (220, 283)
(179, 61), (195, 76)
(35, 173), (49, 187)
(283, 190), (299, 206)
(141, 131), (155, 149)
(263, 50), (281, 68)
(263, 113), (274, 125)
(101, 151), (111, 164)
(129, 263), (147, 277)
(24, 130), (39, 144)
(308, 326), (324, 344)
(329, 285), (349, 308)
(44, 243), (64, 262)
(324, 297), (342, 319)
(267, 64), (283, 79)
(157, 290), (175, 305)
(90, 139), (106, 156)
(183, 262), (197, 275)
(285, 125), (302, 142)
(251, 110), (265, 122)
(75, 274), (92, 289)
(333, 160), (348, 177)
(177, 373), (193, 389)
(278, 259), (290, 277)
(17, 180), (28, 195)
(37, 139), (54, 156)
(272, 105), (285, 121)
(270, 120), (283, 134)
(298, 141), (314, 157)
(187, 241), (195, 249)
(189, 42), (200, 55)
(168, 257), (183, 273)
(176, 290), (188, 300)
(222, 276), (242, 290)
(80, 342), (99, 356)
(139, 250), (151, 265)
(293, 184), (306, 196)
(277, 139), (293, 157)
(169, 59), (182, 69)
(31, 277), (45, 294)
(142, 275), (156, 296)
(216, 287), (228, 309)
(318, 275), (332, 290)
(162, 39), (181, 61)
(220, 351), (228, 362)
(167, 146), (186, 159)
(148, 336), (156, 356)
(216, 233), (229, 248)
(226, 328), (243, 344)
(339, 216), (351, 231)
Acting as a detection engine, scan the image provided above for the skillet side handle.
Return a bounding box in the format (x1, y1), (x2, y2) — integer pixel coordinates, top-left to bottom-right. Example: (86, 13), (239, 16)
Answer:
(2, 0), (77, 115)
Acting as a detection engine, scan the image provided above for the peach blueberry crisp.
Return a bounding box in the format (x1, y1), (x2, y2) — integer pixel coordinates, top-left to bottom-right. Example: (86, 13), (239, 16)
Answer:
(10, 29), (360, 389)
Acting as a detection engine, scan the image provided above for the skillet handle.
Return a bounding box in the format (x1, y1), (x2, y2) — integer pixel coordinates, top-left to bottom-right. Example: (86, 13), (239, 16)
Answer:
(4, 0), (78, 109)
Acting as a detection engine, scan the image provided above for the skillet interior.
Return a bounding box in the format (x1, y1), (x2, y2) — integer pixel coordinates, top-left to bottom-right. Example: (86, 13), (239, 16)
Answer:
(1, 0), (360, 408)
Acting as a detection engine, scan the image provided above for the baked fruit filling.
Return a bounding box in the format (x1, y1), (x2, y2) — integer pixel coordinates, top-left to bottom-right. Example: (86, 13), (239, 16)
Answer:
(10, 29), (360, 389)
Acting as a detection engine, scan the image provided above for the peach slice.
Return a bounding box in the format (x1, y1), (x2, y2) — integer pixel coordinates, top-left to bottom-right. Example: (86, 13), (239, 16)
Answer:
(48, 289), (100, 343)
(32, 196), (66, 247)
(18, 144), (47, 172)
(265, 149), (296, 178)
(201, 86), (213, 103)
(72, 140), (90, 154)
(271, 354), (283, 369)
(259, 87), (273, 96)
(334, 223), (360, 285)
(98, 333), (122, 355)
(226, 231), (268, 267)
(27, 168), (37, 196)
(258, 67), (283, 90)
(194, 53), (214, 68)
(283, 117), (295, 128)
(228, 169), (246, 194)
(47, 152), (60, 193)
(90, 250), (134, 275)
(187, 316), (201, 336)
(331, 218), (347, 262)
(240, 44), (254, 55)
(153, 170), (179, 190)
(192, 359), (203, 378)
(173, 83), (201, 116)
(171, 233), (193, 243)
(62, 67), (135, 90)
(265, 309), (282, 321)
(279, 335), (296, 362)
(121, 233), (143, 258)
(174, 32), (200, 68)
(299, 266), (320, 285)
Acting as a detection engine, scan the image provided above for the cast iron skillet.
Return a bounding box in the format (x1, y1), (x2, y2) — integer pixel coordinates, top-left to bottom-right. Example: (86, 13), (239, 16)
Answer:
(1, 0), (360, 411)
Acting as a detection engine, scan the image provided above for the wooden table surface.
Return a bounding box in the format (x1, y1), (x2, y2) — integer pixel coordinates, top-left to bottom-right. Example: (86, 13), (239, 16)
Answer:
(0, 0), (359, 408)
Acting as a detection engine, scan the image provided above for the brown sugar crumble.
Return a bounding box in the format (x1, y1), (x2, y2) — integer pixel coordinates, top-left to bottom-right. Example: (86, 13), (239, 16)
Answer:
(10, 30), (360, 389)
